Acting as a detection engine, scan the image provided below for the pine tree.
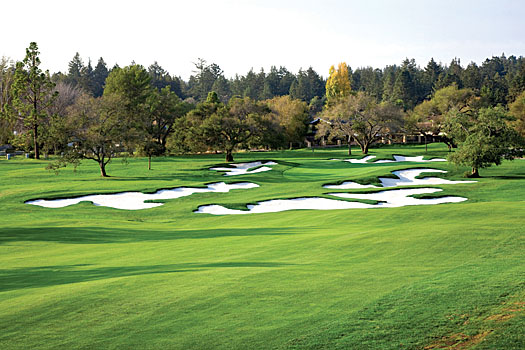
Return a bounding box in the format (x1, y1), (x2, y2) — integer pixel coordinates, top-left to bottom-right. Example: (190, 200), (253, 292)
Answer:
(12, 42), (57, 159)
(92, 57), (109, 97)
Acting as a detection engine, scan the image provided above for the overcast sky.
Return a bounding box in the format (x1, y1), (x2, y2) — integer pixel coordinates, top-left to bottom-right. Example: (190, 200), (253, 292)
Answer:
(2, 0), (524, 79)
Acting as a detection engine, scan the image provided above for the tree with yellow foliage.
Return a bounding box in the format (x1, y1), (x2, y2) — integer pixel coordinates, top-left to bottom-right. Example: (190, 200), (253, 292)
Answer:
(325, 62), (351, 104)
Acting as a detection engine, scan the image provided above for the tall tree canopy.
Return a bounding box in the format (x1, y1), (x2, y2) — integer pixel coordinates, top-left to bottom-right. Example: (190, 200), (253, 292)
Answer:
(320, 92), (404, 154)
(11, 42), (57, 159)
(445, 106), (524, 177)
(325, 62), (351, 103)
(49, 94), (132, 177)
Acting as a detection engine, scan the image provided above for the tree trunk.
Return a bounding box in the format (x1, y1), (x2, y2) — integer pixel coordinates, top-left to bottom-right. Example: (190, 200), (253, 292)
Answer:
(100, 162), (109, 177)
(289, 142), (293, 150)
(347, 135), (352, 155)
(225, 149), (234, 162)
(360, 143), (368, 154)
(470, 167), (479, 178)
(148, 155), (151, 170)
(33, 124), (39, 159)
(424, 134), (428, 153)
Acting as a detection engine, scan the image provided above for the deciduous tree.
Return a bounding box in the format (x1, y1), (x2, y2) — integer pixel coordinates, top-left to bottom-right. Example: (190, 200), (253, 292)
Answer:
(320, 92), (403, 154)
(49, 94), (131, 177)
(445, 106), (524, 177)
(325, 62), (351, 104)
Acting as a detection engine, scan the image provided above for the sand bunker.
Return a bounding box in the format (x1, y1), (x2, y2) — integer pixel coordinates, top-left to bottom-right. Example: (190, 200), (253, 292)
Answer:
(195, 188), (467, 215)
(26, 182), (259, 210)
(196, 168), (475, 215)
(210, 161), (278, 176)
(334, 155), (446, 164)
(323, 168), (476, 189)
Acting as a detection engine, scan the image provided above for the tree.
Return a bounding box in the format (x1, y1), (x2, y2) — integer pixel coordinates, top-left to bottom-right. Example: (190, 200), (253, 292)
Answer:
(445, 106), (524, 177)
(0, 57), (15, 144)
(189, 59), (224, 101)
(140, 86), (191, 169)
(11, 42), (57, 159)
(508, 90), (525, 136)
(320, 92), (404, 154)
(381, 65), (398, 102)
(40, 81), (83, 155)
(354, 67), (383, 101)
(104, 64), (152, 122)
(92, 57), (109, 97)
(480, 73), (508, 107)
(405, 99), (440, 152)
(462, 62), (482, 91)
(265, 95), (309, 148)
(410, 84), (476, 151)
(49, 94), (132, 177)
(423, 58), (443, 96)
(67, 52), (84, 87)
(317, 98), (356, 155)
(168, 91), (221, 155)
(325, 62), (351, 104)
(184, 94), (268, 162)
(391, 58), (422, 110)
(211, 75), (231, 103)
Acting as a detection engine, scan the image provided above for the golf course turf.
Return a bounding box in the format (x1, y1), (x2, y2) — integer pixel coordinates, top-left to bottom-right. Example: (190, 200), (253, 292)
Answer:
(0, 143), (523, 349)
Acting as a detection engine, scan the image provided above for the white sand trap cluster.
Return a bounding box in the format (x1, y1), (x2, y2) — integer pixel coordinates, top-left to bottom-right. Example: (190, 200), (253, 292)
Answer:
(26, 182), (259, 210)
(323, 169), (476, 189)
(195, 188), (467, 215)
(333, 155), (446, 164)
(210, 161), (278, 176)
(196, 168), (475, 215)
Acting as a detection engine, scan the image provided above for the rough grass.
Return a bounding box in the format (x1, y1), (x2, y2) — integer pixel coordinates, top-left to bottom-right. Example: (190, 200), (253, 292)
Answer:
(0, 143), (523, 349)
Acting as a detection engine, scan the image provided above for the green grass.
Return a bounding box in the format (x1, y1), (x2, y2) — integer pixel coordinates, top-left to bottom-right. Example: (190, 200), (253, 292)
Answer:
(0, 143), (523, 349)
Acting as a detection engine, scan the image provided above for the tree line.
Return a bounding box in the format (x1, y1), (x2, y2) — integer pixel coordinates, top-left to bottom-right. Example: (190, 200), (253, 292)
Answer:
(1, 42), (524, 177)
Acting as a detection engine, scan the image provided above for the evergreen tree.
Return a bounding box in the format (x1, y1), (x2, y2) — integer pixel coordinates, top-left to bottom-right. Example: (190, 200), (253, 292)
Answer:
(211, 75), (231, 103)
(462, 62), (482, 91)
(92, 57), (109, 97)
(508, 60), (525, 102)
(423, 58), (443, 97)
(0, 57), (15, 145)
(391, 59), (420, 110)
(355, 67), (383, 101)
(278, 66), (296, 96)
(67, 52), (84, 86)
(382, 65), (397, 102)
(11, 42), (57, 159)
(289, 69), (311, 102)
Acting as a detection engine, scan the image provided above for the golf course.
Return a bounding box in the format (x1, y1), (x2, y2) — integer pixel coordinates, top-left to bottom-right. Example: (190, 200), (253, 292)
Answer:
(1, 143), (523, 349)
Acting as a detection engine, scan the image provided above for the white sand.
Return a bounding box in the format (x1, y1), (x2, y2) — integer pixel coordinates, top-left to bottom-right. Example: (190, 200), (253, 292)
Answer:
(336, 155), (446, 164)
(327, 188), (467, 207)
(197, 168), (475, 215)
(195, 187), (467, 215)
(210, 161), (277, 176)
(339, 155), (377, 163)
(26, 182), (259, 210)
(323, 168), (476, 189)
(375, 155), (446, 163)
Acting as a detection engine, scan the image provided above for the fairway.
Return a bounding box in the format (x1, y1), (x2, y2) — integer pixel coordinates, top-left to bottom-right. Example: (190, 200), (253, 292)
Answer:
(1, 144), (524, 349)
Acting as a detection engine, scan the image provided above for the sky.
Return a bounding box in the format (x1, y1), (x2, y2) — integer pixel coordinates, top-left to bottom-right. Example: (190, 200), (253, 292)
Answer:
(1, 0), (525, 79)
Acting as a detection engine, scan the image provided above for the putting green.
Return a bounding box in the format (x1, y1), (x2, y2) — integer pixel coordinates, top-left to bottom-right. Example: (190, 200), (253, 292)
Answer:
(0, 144), (523, 350)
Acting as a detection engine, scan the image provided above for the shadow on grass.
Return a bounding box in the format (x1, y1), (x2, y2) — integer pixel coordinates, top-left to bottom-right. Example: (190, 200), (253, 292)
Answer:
(0, 226), (300, 245)
(490, 175), (525, 180)
(0, 261), (295, 292)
